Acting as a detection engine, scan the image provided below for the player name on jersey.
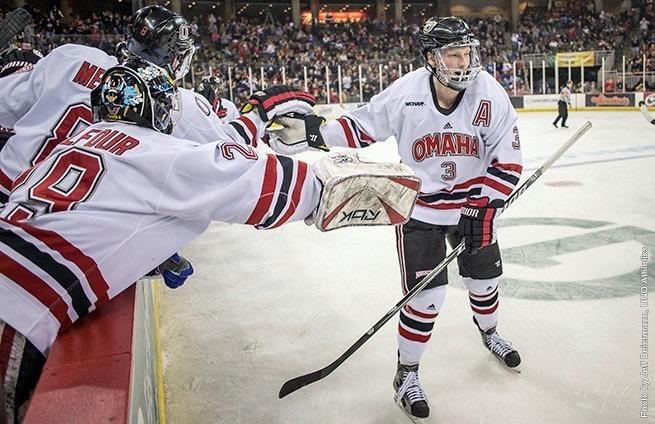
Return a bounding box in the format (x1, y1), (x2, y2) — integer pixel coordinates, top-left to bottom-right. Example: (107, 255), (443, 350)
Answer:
(61, 127), (139, 155)
(412, 132), (480, 162)
(72, 61), (107, 90)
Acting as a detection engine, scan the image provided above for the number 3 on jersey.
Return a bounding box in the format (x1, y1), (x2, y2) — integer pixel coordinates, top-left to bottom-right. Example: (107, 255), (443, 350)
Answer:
(31, 103), (93, 166)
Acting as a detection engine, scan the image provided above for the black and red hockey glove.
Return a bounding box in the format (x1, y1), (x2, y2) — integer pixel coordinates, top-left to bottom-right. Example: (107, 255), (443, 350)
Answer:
(457, 198), (504, 254)
(0, 45), (43, 78)
(240, 85), (315, 122)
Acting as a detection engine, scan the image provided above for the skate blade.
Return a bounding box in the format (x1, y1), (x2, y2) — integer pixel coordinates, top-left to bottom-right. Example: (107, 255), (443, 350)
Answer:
(395, 402), (432, 424)
(491, 354), (522, 374)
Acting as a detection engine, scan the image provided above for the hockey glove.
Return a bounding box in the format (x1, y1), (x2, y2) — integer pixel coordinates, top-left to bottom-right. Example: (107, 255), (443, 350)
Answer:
(0, 46), (43, 78)
(267, 113), (329, 155)
(148, 253), (194, 289)
(457, 199), (504, 254)
(240, 85), (316, 122)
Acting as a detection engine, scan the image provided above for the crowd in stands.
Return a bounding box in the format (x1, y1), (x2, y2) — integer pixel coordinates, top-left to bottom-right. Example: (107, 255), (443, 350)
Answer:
(1, 1), (654, 105)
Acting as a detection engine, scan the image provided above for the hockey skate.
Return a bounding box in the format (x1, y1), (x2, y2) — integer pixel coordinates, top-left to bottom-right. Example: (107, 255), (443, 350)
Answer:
(393, 362), (430, 423)
(473, 317), (522, 373)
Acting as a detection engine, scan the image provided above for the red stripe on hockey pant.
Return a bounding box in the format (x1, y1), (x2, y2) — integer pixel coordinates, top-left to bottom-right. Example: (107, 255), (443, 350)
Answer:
(396, 225), (409, 295)
(482, 177), (513, 195)
(337, 118), (356, 148)
(1, 219), (110, 305)
(0, 324), (16, 382)
(389, 177), (420, 192)
(398, 324), (432, 343)
(0, 169), (11, 191)
(237, 115), (258, 144)
(270, 161), (308, 228)
(404, 304), (438, 319)
(492, 162), (523, 174)
(0, 251), (73, 328)
(468, 286), (498, 299)
(471, 302), (499, 315)
(245, 155), (278, 225)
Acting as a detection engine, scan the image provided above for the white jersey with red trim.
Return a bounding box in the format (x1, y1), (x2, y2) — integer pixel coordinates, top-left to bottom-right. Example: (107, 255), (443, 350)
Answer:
(215, 98), (240, 122)
(0, 44), (260, 203)
(320, 67), (523, 225)
(0, 121), (321, 354)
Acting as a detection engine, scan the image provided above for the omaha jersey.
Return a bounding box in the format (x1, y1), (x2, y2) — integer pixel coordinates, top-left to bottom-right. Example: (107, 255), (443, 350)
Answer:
(321, 68), (523, 225)
(0, 121), (321, 354)
(0, 44), (260, 202)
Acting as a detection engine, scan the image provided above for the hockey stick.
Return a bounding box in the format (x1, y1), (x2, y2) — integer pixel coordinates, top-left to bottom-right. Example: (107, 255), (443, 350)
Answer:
(279, 121), (593, 398)
(0, 8), (32, 53)
(639, 102), (655, 126)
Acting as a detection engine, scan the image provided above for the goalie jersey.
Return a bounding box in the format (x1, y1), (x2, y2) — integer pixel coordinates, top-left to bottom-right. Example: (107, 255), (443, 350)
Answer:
(0, 44), (260, 203)
(321, 68), (523, 225)
(0, 121), (321, 354)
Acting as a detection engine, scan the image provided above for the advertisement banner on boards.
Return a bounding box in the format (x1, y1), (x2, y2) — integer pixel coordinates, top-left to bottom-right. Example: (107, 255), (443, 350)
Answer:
(523, 94), (560, 110)
(555, 51), (595, 67)
(585, 93), (635, 107)
(643, 92), (655, 107)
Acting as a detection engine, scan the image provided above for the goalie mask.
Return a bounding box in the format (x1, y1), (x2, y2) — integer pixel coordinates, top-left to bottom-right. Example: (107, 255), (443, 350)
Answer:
(419, 16), (482, 91)
(127, 5), (195, 81)
(91, 59), (180, 134)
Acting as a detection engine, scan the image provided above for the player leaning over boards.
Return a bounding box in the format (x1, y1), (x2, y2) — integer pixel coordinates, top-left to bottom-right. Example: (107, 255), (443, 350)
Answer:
(0, 59), (418, 424)
(269, 16), (523, 421)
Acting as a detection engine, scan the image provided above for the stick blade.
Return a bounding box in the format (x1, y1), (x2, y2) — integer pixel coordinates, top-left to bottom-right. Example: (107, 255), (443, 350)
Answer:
(278, 369), (324, 398)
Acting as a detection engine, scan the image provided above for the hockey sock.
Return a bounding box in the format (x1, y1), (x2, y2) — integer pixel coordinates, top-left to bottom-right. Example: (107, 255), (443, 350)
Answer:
(397, 286), (446, 365)
(464, 277), (499, 331)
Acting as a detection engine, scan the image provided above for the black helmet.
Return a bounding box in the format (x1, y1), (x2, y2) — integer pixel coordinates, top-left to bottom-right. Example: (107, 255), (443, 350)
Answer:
(419, 17), (482, 91)
(91, 59), (180, 134)
(127, 5), (195, 81)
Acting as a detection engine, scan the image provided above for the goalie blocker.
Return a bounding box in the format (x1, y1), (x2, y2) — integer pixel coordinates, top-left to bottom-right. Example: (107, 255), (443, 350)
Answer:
(312, 151), (420, 231)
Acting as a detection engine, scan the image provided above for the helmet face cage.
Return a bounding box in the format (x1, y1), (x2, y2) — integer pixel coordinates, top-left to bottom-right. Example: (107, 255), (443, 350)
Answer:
(419, 17), (483, 91)
(91, 61), (180, 134)
(431, 40), (482, 91)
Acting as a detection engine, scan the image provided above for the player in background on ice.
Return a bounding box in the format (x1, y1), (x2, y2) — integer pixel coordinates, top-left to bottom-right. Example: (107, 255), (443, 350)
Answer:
(268, 16), (523, 421)
(553, 80), (573, 128)
(196, 75), (240, 122)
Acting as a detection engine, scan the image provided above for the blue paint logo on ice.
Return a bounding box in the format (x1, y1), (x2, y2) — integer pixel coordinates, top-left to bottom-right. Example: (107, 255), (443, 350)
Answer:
(449, 217), (655, 300)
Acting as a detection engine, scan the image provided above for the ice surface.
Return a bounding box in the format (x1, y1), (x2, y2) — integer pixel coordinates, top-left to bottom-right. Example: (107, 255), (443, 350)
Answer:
(159, 111), (654, 423)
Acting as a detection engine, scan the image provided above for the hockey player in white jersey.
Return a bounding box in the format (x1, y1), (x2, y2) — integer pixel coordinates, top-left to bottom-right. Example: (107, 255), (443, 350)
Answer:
(197, 75), (240, 122)
(269, 16), (523, 421)
(0, 59), (419, 423)
(0, 5), (274, 203)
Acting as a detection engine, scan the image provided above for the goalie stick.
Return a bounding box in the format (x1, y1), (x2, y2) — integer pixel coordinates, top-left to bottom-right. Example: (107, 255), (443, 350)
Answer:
(279, 120), (593, 399)
(639, 101), (655, 125)
(0, 8), (32, 53)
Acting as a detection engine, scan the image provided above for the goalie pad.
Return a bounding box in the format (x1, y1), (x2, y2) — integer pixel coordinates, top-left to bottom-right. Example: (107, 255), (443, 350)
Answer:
(313, 151), (420, 232)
